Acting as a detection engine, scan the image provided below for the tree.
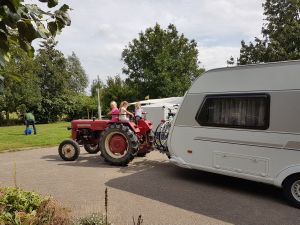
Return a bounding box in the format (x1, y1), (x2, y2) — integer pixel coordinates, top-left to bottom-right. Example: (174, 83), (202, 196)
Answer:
(34, 39), (71, 123)
(122, 24), (204, 100)
(0, 41), (90, 123)
(90, 76), (104, 98)
(91, 75), (134, 114)
(35, 39), (91, 122)
(0, 0), (71, 66)
(66, 94), (96, 120)
(0, 46), (41, 120)
(66, 52), (88, 93)
(238, 0), (300, 65)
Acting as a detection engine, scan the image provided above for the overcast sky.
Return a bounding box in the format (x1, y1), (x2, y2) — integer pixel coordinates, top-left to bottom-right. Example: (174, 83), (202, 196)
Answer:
(33, 0), (265, 83)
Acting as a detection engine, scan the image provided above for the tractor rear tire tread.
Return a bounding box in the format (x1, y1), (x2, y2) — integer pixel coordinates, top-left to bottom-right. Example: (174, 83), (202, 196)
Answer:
(136, 152), (147, 157)
(100, 123), (138, 166)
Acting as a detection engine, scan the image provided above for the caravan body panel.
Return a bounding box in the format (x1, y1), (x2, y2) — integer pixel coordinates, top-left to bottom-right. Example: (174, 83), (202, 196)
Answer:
(169, 61), (300, 187)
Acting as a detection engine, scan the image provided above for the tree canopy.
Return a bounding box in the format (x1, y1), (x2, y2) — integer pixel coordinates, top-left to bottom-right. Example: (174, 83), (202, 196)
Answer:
(238, 0), (300, 65)
(0, 46), (41, 120)
(66, 52), (88, 94)
(0, 40), (89, 124)
(0, 0), (71, 66)
(35, 39), (71, 122)
(122, 23), (204, 99)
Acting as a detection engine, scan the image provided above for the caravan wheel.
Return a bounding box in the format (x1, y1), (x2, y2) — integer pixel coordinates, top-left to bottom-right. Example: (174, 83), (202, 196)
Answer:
(283, 174), (300, 208)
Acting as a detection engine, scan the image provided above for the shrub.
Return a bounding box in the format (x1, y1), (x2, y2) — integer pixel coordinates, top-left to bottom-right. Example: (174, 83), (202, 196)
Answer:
(0, 187), (70, 225)
(32, 198), (70, 225)
(0, 187), (41, 212)
(0, 119), (23, 127)
(73, 213), (111, 225)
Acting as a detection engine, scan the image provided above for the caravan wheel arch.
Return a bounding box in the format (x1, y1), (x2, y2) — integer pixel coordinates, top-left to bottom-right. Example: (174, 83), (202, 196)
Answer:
(275, 166), (300, 187)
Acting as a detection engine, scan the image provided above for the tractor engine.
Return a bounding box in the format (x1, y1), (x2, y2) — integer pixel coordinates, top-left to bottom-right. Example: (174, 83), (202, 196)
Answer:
(76, 128), (98, 145)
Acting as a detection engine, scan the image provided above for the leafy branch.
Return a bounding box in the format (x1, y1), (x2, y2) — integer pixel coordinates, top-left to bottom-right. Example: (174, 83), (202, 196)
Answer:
(0, 0), (71, 66)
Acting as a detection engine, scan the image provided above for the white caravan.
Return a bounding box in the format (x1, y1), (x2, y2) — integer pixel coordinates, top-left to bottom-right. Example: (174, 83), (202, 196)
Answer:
(168, 60), (300, 207)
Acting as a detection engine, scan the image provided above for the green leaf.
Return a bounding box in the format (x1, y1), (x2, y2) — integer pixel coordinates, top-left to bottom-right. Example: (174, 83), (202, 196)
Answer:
(17, 19), (38, 42)
(47, 21), (57, 36)
(1, 0), (20, 12)
(10, 0), (21, 11)
(59, 4), (70, 13)
(47, 0), (59, 8)
(55, 10), (71, 28)
(36, 22), (49, 39)
(18, 38), (34, 57)
(0, 52), (8, 67)
(0, 31), (9, 53)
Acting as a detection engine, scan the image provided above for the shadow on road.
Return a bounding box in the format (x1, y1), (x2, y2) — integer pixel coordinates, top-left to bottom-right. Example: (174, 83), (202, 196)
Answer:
(41, 153), (161, 172)
(41, 153), (112, 168)
(105, 160), (300, 225)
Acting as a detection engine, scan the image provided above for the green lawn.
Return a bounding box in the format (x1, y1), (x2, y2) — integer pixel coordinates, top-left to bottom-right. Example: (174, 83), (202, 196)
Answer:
(0, 122), (70, 152)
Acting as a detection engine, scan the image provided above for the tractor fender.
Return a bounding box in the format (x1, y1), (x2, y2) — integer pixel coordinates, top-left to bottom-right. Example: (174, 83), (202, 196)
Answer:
(108, 122), (140, 133)
(127, 123), (140, 133)
(274, 165), (300, 187)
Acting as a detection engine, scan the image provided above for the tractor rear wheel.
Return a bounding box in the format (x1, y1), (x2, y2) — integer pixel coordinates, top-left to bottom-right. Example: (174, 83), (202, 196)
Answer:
(58, 139), (80, 161)
(100, 124), (138, 166)
(84, 144), (100, 154)
(136, 152), (147, 157)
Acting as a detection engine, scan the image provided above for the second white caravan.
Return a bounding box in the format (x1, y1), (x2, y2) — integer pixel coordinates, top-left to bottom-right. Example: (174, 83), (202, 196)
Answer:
(168, 60), (300, 208)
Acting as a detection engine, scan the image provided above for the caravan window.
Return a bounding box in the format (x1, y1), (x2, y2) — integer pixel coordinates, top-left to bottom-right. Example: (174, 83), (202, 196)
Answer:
(196, 94), (270, 130)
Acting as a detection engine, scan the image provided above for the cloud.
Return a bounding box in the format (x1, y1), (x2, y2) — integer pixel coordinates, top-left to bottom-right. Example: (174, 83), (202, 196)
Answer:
(32, 0), (265, 83)
(198, 45), (240, 70)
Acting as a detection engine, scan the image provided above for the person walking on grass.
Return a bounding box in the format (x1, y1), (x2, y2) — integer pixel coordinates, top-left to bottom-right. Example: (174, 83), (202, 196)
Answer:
(24, 112), (37, 135)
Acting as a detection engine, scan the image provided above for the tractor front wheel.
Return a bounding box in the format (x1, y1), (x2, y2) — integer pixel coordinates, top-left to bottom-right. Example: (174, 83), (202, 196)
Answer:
(100, 124), (138, 166)
(58, 139), (80, 161)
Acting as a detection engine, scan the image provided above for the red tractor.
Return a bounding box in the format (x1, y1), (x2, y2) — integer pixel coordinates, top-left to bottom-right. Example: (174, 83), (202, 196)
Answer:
(58, 114), (154, 166)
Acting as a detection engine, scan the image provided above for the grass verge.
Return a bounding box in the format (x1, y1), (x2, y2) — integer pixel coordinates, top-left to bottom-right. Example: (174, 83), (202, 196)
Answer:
(0, 122), (70, 152)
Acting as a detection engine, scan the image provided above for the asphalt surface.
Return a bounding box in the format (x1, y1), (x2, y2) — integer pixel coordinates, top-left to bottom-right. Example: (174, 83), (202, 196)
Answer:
(0, 147), (299, 225)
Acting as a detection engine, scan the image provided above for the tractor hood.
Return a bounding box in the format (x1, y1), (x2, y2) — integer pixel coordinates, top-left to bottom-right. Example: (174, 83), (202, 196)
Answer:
(71, 119), (110, 131)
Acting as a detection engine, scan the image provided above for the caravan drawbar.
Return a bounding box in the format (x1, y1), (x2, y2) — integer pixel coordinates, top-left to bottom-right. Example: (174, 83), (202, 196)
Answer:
(168, 60), (300, 208)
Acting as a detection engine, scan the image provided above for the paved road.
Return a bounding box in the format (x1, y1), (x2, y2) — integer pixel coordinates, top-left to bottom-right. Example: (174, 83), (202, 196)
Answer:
(0, 147), (299, 225)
